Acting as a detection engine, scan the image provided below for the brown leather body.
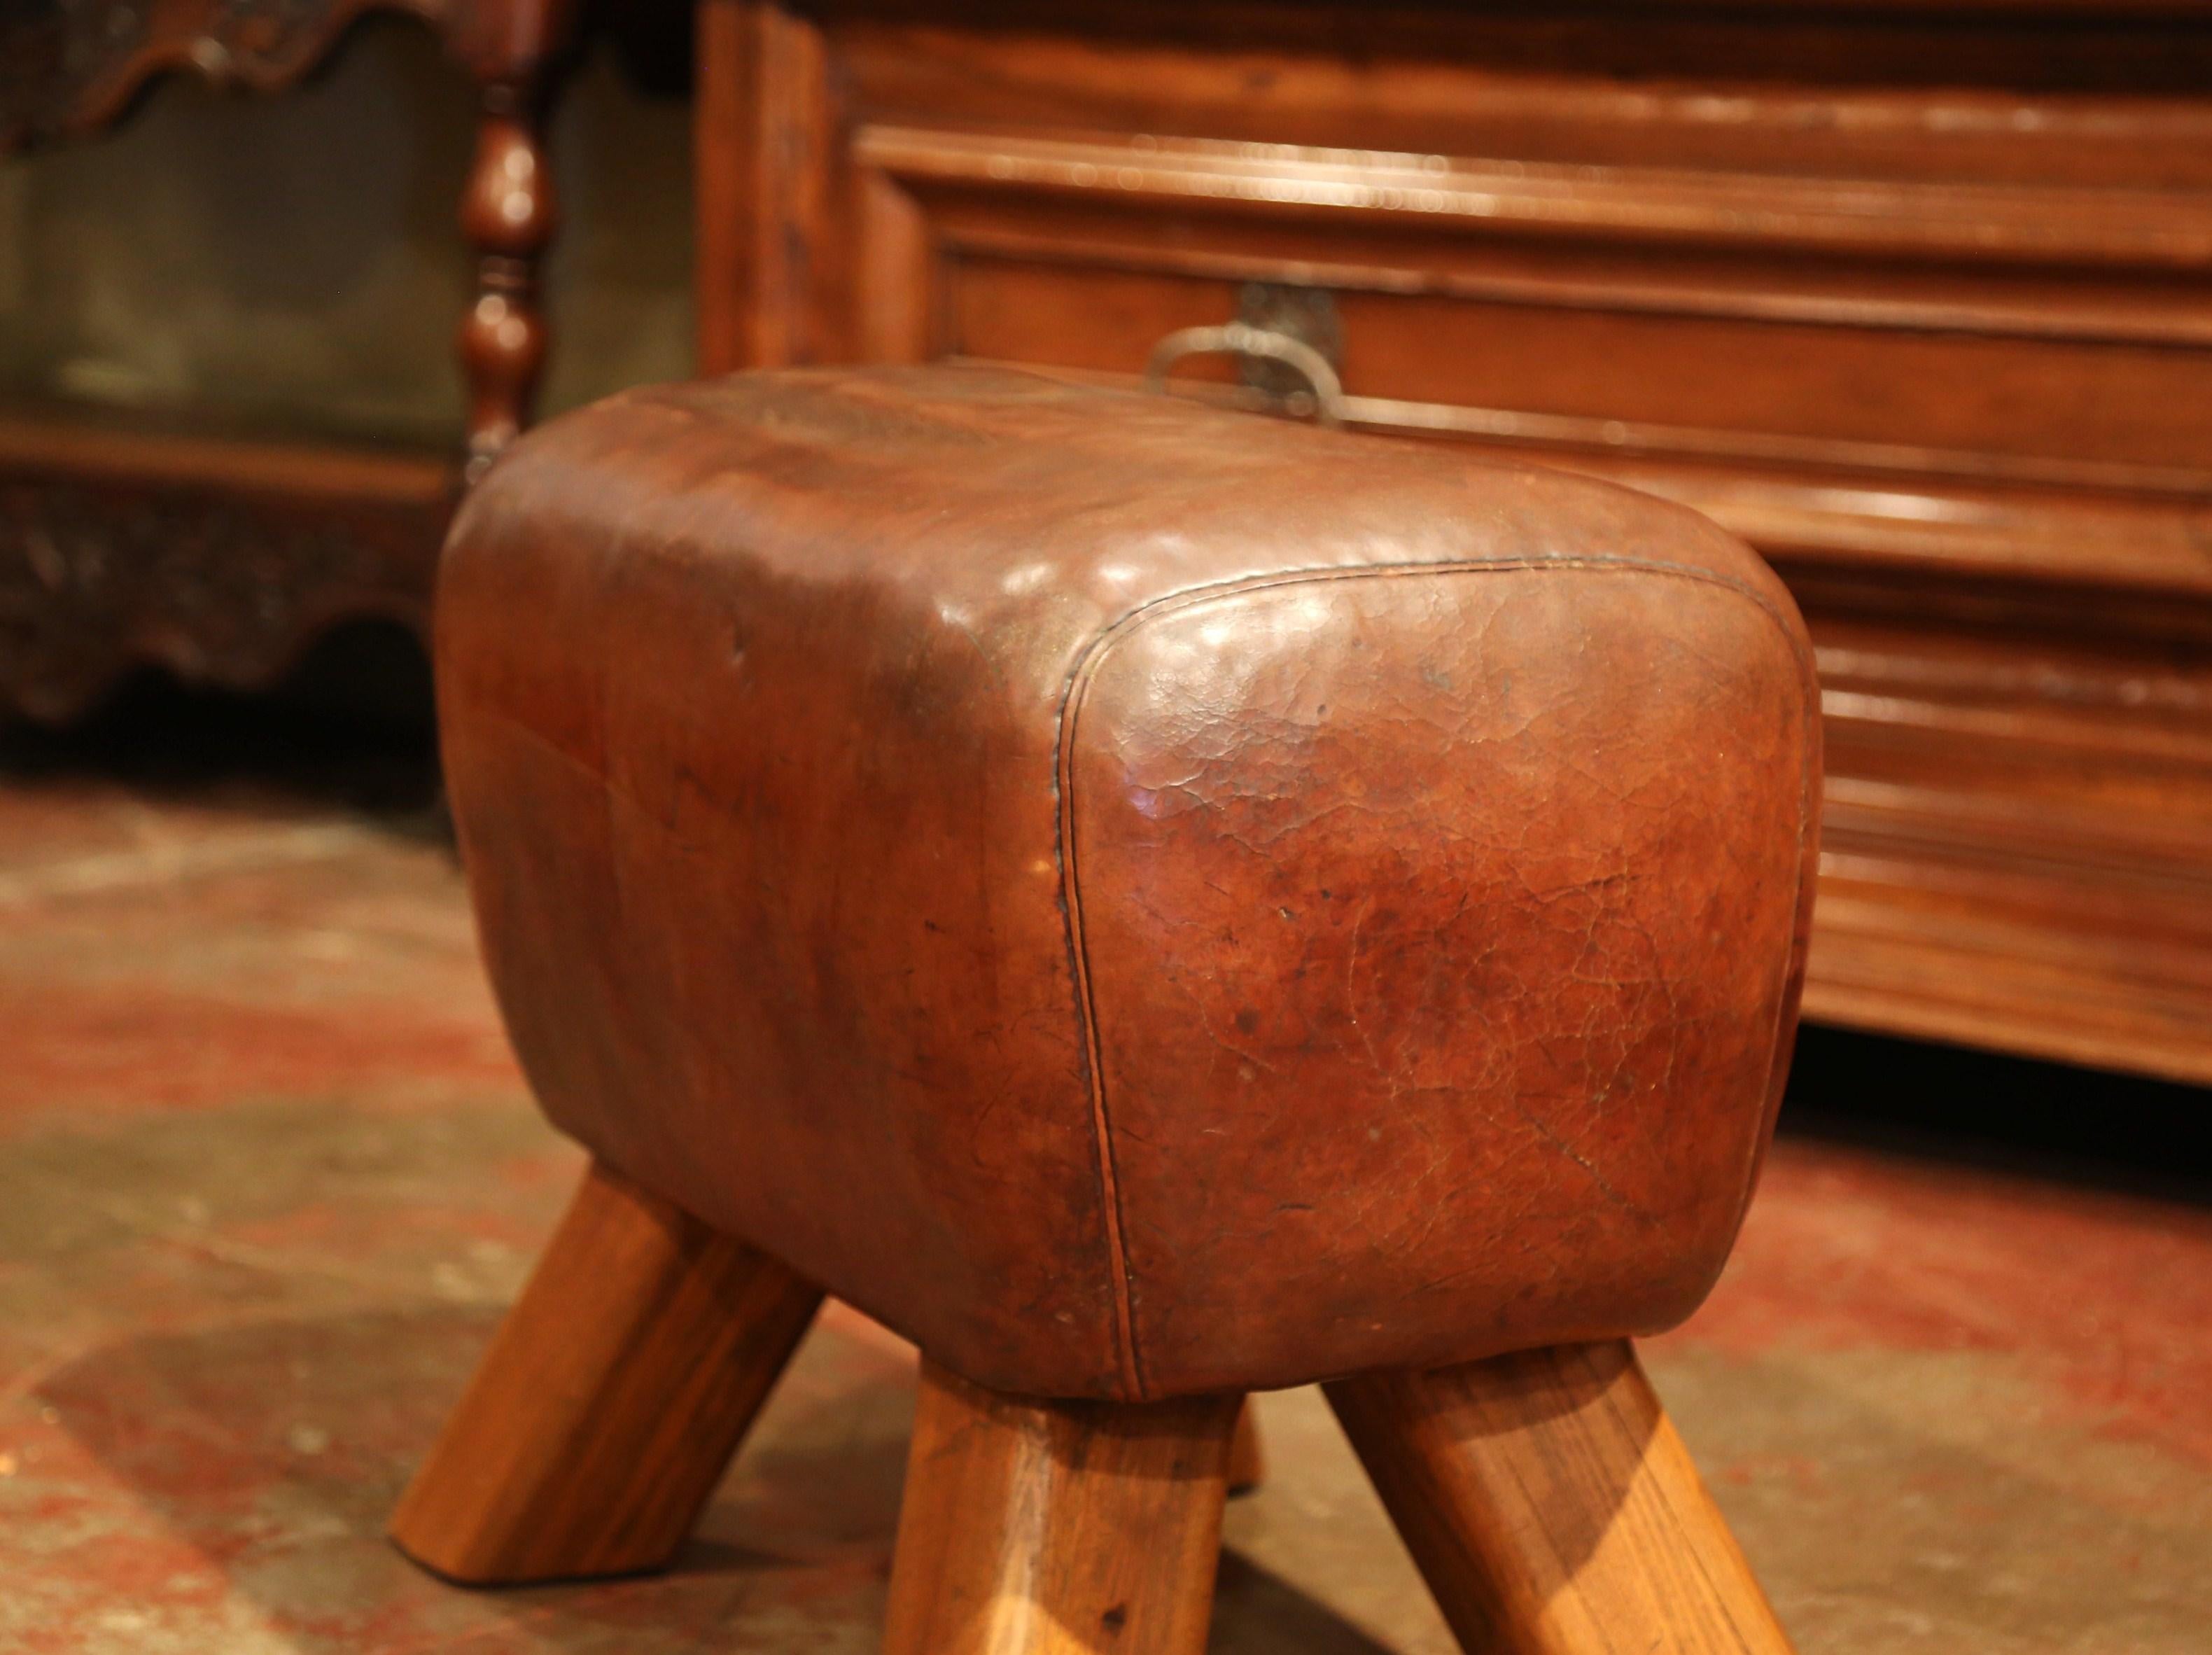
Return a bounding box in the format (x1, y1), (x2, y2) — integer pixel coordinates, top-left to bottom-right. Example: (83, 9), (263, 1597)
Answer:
(438, 365), (1820, 1403)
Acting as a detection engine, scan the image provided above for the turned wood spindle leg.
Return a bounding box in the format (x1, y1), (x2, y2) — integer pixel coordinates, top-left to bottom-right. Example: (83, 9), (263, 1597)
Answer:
(884, 1359), (1240, 1655)
(453, 3), (571, 484)
(390, 1161), (823, 1584)
(1326, 1340), (1795, 1655)
(457, 79), (554, 484)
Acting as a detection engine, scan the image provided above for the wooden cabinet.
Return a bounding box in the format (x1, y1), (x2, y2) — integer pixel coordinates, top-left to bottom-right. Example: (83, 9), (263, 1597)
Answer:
(695, 0), (2212, 1085)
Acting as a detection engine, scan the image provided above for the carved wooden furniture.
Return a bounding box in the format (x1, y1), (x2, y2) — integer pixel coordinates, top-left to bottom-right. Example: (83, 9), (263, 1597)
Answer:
(394, 364), (1816, 1651)
(0, 0), (573, 720)
(693, 0), (2212, 1088)
(0, 414), (452, 716)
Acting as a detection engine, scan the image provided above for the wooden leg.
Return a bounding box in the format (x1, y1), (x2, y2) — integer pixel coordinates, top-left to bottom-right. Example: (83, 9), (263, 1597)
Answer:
(1326, 1341), (1795, 1655)
(390, 1161), (822, 1584)
(1226, 1396), (1266, 1496)
(884, 1358), (1239, 1655)
(451, 2), (575, 485)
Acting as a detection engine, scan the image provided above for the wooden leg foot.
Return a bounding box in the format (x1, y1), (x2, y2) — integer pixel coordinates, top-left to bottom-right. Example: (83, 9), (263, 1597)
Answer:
(1326, 1340), (1794, 1655)
(1226, 1397), (1265, 1496)
(390, 1161), (822, 1584)
(884, 1358), (1239, 1655)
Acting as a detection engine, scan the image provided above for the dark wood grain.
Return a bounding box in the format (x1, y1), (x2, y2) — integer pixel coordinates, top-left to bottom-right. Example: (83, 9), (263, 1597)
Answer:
(1328, 1342), (1795, 1655)
(883, 1358), (1238, 1655)
(389, 1160), (822, 1584)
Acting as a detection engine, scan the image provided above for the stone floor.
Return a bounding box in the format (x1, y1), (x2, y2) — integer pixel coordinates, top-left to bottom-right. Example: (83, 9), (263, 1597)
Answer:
(2, 684), (2208, 1654)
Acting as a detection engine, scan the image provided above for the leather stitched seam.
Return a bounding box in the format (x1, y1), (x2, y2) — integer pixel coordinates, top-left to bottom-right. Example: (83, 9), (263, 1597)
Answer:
(1055, 551), (1816, 1403)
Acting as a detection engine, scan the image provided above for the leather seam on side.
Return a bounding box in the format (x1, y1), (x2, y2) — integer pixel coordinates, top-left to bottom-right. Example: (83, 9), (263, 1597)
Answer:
(1056, 656), (1147, 1402)
(1056, 550), (1814, 1402)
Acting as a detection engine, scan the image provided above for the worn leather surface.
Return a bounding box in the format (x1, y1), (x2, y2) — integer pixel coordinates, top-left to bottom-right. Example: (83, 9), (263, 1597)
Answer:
(438, 365), (1820, 1402)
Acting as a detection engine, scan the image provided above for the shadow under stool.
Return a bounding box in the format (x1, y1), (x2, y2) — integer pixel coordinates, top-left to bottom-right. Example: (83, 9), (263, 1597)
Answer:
(390, 364), (1820, 1655)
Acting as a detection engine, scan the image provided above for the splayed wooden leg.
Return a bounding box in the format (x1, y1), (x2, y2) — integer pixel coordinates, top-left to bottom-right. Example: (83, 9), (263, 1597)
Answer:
(391, 1160), (822, 1584)
(1327, 1339), (1795, 1654)
(884, 1357), (1239, 1654)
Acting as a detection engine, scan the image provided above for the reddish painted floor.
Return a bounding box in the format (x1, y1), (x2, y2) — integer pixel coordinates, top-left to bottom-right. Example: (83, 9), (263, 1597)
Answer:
(2, 727), (2208, 1652)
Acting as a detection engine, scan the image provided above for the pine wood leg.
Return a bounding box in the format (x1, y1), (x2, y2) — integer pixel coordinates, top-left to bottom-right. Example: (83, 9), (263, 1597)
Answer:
(1325, 1340), (1795, 1655)
(1226, 1397), (1266, 1495)
(390, 1160), (822, 1584)
(883, 1358), (1240, 1655)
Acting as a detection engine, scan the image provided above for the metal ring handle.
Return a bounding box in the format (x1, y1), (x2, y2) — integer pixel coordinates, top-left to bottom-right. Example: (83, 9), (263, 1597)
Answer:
(1142, 321), (1347, 427)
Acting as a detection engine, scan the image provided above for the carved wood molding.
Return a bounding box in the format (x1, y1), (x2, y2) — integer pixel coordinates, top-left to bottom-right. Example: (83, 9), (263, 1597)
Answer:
(0, 420), (448, 721)
(854, 124), (2212, 276)
(0, 0), (456, 151)
(1, 0), (580, 149)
